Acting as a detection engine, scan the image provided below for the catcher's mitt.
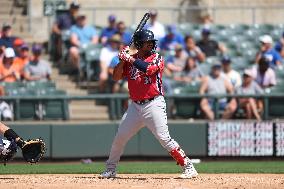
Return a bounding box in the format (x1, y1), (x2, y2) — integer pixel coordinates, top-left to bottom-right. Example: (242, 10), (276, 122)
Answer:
(21, 138), (46, 163)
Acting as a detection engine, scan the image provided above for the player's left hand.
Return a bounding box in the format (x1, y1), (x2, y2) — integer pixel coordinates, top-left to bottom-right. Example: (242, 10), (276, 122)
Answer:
(20, 138), (46, 163)
(118, 46), (133, 63)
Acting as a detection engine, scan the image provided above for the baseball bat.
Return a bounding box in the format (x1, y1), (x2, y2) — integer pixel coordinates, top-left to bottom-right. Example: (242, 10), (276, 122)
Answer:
(128, 12), (150, 54)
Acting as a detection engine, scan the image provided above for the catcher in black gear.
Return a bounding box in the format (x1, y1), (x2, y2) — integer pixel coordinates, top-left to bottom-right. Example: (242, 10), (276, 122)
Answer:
(0, 122), (45, 164)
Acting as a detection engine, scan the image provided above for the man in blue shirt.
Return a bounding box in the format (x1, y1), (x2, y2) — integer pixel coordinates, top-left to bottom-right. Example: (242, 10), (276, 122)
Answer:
(159, 25), (184, 52)
(0, 24), (17, 48)
(116, 21), (131, 45)
(69, 15), (98, 71)
(100, 15), (118, 45)
(256, 35), (282, 69)
(51, 1), (80, 62)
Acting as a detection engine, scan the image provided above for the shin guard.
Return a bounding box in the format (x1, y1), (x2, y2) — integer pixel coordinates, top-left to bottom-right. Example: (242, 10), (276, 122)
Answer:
(169, 147), (188, 166)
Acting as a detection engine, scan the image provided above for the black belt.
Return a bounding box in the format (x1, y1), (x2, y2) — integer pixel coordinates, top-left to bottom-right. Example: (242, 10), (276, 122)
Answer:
(134, 97), (155, 105)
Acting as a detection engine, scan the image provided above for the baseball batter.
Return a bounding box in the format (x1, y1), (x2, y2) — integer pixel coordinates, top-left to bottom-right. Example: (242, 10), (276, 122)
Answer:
(100, 29), (198, 179)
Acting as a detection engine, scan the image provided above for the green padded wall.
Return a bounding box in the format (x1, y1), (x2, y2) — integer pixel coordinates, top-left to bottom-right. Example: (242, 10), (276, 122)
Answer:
(5, 122), (207, 159)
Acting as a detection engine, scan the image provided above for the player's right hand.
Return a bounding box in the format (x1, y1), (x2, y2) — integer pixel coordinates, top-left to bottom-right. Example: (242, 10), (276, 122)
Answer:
(118, 46), (132, 63)
(0, 139), (18, 164)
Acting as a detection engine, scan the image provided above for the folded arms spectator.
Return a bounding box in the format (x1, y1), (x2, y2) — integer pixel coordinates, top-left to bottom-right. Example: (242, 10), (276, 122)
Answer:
(199, 63), (237, 120)
(23, 44), (52, 81)
(0, 48), (21, 82)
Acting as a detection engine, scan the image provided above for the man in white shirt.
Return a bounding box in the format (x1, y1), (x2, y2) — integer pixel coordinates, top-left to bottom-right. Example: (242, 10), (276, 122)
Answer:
(145, 9), (166, 40)
(99, 34), (122, 92)
(221, 56), (242, 89)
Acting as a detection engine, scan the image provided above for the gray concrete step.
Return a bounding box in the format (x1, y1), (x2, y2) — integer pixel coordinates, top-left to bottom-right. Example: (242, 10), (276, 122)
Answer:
(0, 7), (22, 14)
(70, 100), (96, 106)
(70, 113), (109, 120)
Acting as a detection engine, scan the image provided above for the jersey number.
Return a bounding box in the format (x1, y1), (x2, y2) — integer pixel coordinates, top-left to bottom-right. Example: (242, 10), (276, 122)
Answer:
(144, 76), (152, 84)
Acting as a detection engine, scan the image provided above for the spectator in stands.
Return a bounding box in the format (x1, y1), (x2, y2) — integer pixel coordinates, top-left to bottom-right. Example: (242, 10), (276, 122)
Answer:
(108, 55), (128, 93)
(166, 44), (188, 78)
(174, 56), (204, 83)
(251, 56), (277, 89)
(256, 35), (282, 69)
(199, 63), (237, 120)
(0, 86), (13, 121)
(23, 44), (52, 81)
(159, 25), (184, 52)
(0, 48), (21, 82)
(274, 32), (284, 60)
(14, 44), (30, 73)
(100, 15), (118, 45)
(184, 35), (206, 62)
(0, 24), (17, 48)
(51, 1), (80, 62)
(221, 56), (242, 89)
(145, 9), (166, 40)
(116, 21), (131, 45)
(200, 13), (213, 28)
(99, 34), (122, 92)
(13, 38), (24, 57)
(196, 27), (226, 57)
(69, 15), (98, 71)
(236, 69), (263, 121)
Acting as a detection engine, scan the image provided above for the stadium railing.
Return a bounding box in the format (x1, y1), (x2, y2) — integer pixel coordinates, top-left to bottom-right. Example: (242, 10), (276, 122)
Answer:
(2, 93), (284, 121)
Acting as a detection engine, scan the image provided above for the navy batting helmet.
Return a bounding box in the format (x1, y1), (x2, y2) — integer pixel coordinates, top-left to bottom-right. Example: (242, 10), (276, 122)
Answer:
(133, 29), (157, 52)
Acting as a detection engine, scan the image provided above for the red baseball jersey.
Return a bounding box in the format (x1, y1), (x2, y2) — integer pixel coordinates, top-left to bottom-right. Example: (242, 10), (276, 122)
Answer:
(122, 53), (164, 101)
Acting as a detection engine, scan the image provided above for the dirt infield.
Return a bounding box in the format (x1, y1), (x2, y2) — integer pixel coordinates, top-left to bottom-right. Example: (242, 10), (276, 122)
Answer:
(0, 174), (283, 189)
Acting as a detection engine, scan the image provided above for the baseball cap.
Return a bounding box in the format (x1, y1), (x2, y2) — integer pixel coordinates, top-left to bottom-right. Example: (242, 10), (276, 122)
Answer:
(109, 34), (121, 43)
(202, 27), (211, 35)
(221, 56), (231, 64)
(32, 44), (42, 54)
(13, 38), (24, 46)
(4, 48), (15, 58)
(175, 44), (183, 51)
(212, 63), (222, 69)
(149, 9), (158, 16)
(70, 1), (80, 9)
(259, 35), (273, 44)
(20, 44), (29, 50)
(108, 15), (116, 22)
(243, 69), (254, 78)
(167, 25), (176, 34)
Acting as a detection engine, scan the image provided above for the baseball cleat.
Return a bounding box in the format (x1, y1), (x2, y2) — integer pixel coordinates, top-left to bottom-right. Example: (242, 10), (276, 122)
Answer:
(179, 160), (198, 179)
(99, 169), (117, 178)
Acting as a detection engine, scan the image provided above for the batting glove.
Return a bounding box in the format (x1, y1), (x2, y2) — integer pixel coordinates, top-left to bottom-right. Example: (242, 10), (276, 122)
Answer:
(118, 46), (133, 63)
